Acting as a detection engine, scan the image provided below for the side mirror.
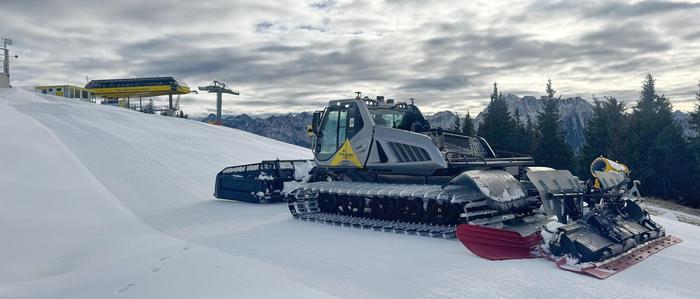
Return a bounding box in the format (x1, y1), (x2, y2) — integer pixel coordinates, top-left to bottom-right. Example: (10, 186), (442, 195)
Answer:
(311, 111), (322, 135)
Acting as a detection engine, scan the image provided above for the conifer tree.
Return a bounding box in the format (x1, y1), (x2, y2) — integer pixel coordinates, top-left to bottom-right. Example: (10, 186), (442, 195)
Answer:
(477, 83), (518, 152)
(512, 109), (532, 154)
(461, 111), (475, 136)
(625, 74), (699, 206)
(525, 115), (538, 148)
(452, 113), (461, 132)
(579, 96), (627, 176)
(533, 79), (575, 170)
(689, 81), (700, 158)
(545, 78), (556, 99)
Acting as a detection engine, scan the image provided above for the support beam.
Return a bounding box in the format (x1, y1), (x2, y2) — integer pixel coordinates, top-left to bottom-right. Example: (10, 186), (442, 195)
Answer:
(216, 92), (223, 124)
(168, 93), (174, 116)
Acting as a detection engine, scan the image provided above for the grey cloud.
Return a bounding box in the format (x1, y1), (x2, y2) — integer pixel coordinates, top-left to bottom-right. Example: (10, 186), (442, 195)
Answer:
(297, 25), (326, 32)
(400, 76), (471, 91)
(414, 20), (679, 83)
(110, 35), (403, 105)
(672, 97), (700, 105)
(684, 31), (700, 41)
(255, 21), (274, 32)
(1, 0), (236, 28)
(528, 0), (700, 18)
(255, 22), (332, 34)
(580, 23), (670, 53)
(581, 0), (700, 18)
(255, 45), (305, 53)
(602, 57), (664, 72)
(310, 0), (336, 10)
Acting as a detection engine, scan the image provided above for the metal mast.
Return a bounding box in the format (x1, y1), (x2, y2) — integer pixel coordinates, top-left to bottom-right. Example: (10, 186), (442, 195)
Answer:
(1, 38), (14, 88)
(198, 81), (239, 124)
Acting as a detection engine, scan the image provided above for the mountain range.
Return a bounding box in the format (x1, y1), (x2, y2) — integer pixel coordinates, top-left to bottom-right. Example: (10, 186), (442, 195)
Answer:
(201, 95), (693, 153)
(202, 112), (315, 148)
(430, 94), (593, 152)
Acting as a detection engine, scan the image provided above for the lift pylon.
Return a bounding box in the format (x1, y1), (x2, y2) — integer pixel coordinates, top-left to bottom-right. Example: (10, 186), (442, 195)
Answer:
(198, 81), (239, 125)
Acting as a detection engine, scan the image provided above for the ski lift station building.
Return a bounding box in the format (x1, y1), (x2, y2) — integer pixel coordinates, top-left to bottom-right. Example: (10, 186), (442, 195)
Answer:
(85, 77), (190, 115)
(35, 84), (96, 102)
(34, 77), (191, 116)
(85, 77), (190, 99)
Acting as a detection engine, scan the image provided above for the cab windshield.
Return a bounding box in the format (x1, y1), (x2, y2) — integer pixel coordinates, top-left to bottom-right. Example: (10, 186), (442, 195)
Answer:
(369, 105), (430, 131)
(370, 108), (404, 128)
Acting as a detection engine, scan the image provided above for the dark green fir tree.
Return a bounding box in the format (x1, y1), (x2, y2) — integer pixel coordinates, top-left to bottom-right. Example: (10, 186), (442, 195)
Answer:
(625, 74), (699, 206)
(578, 96), (627, 177)
(533, 79), (575, 170)
(462, 111), (475, 136)
(477, 83), (518, 152)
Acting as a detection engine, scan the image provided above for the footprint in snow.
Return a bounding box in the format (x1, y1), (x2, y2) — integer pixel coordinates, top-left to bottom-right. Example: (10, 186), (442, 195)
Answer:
(182, 246), (190, 251)
(152, 255), (171, 273)
(114, 283), (135, 294)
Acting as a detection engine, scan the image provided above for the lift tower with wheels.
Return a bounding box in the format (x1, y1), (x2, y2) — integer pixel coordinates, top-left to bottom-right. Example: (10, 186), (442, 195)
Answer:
(198, 81), (239, 125)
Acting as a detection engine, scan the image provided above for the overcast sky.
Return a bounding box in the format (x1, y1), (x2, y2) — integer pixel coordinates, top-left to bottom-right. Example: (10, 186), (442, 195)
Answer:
(2, 0), (700, 116)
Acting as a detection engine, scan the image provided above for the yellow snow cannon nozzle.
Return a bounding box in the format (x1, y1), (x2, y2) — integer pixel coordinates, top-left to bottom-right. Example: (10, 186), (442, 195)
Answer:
(590, 156), (630, 189)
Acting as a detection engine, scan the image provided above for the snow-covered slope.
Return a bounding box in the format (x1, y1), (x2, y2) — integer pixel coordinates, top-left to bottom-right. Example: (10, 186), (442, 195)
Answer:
(2, 88), (700, 298)
(0, 88), (322, 298)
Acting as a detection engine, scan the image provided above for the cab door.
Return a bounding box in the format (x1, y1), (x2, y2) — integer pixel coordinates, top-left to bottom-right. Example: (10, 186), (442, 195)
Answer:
(314, 102), (370, 168)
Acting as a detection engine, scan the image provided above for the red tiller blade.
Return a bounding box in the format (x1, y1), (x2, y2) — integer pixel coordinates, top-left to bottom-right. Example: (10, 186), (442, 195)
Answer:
(456, 224), (543, 260)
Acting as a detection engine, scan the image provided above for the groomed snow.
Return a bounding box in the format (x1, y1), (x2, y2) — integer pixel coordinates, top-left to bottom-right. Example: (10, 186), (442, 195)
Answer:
(1, 88), (699, 298)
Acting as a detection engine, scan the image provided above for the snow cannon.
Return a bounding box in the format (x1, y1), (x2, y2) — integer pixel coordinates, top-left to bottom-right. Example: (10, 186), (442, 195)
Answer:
(590, 156), (629, 175)
(590, 156), (633, 191)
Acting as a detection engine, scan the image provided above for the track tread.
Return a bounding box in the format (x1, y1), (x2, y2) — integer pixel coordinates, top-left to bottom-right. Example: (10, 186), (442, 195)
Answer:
(295, 212), (458, 239)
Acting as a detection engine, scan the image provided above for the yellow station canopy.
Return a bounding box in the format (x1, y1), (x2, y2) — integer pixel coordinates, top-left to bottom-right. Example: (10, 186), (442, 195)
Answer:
(85, 77), (190, 98)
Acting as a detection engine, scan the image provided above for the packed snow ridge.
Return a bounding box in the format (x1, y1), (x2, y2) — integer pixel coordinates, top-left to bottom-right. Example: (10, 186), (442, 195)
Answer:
(1, 88), (700, 298)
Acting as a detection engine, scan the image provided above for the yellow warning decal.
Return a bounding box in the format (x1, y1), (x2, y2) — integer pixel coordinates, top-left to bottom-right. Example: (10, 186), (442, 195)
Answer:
(330, 139), (363, 168)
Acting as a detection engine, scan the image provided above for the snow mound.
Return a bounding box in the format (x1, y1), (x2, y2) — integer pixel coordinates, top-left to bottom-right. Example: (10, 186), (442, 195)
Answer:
(662, 211), (679, 221)
(1, 88), (700, 298)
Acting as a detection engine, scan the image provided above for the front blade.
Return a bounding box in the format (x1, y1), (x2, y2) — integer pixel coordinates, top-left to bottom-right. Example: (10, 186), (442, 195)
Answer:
(456, 224), (543, 260)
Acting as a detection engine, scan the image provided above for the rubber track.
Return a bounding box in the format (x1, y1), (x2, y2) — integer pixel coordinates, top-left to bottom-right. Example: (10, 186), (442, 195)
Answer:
(293, 212), (458, 239)
(288, 198), (458, 238)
